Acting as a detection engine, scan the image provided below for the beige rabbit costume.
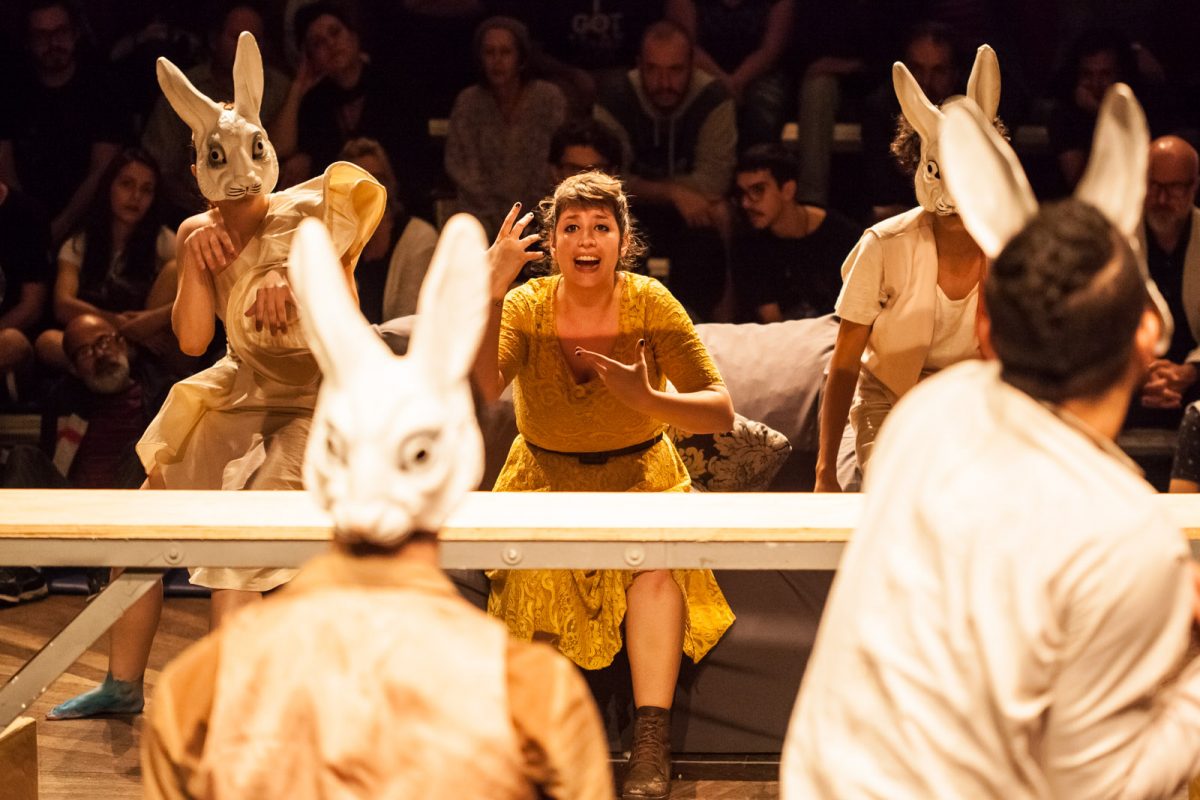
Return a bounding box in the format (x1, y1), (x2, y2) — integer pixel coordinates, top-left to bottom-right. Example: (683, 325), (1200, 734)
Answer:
(138, 32), (384, 591)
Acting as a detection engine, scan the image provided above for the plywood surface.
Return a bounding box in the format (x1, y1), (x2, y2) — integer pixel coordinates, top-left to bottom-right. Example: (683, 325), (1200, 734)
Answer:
(4, 490), (1200, 544)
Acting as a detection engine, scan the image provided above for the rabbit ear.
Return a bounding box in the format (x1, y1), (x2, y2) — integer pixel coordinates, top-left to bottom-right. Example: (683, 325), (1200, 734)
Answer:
(289, 217), (393, 387)
(409, 214), (491, 387)
(940, 99), (1038, 258)
(893, 61), (942, 141)
(1074, 83), (1149, 240)
(232, 31), (265, 127)
(1072, 83), (1173, 351)
(156, 56), (222, 142)
(966, 44), (1001, 121)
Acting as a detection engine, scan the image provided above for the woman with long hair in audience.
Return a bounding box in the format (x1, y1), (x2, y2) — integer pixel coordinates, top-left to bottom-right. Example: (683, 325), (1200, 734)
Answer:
(35, 148), (181, 374)
(473, 172), (735, 800)
(445, 16), (567, 239)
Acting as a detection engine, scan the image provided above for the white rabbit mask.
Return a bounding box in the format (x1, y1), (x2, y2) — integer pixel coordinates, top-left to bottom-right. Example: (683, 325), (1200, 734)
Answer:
(288, 214), (490, 547)
(156, 31), (279, 203)
(894, 44), (1001, 216)
(939, 83), (1173, 352)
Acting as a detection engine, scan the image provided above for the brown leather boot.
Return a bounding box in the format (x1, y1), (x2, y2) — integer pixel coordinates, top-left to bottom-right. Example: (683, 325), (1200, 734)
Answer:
(621, 705), (671, 799)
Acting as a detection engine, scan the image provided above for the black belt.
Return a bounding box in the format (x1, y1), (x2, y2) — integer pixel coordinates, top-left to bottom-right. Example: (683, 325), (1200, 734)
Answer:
(524, 434), (663, 465)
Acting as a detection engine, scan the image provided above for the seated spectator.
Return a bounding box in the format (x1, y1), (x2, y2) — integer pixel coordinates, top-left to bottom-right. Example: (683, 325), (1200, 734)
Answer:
(548, 117), (623, 184)
(595, 20), (737, 320)
(860, 21), (960, 222)
(338, 137), (438, 322)
(666, 0), (794, 147)
(1130, 135), (1200, 428)
(1, 312), (166, 606)
(791, 0), (889, 206)
(445, 16), (567, 239)
(141, 1), (288, 223)
(732, 144), (861, 322)
(0, 0), (125, 245)
(274, 2), (429, 208)
(34, 149), (179, 376)
(1049, 28), (1137, 193)
(0, 180), (50, 402)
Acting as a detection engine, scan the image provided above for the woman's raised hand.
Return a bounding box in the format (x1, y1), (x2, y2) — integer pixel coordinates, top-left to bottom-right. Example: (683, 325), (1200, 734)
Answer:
(487, 202), (541, 302)
(184, 209), (240, 274)
(575, 339), (654, 413)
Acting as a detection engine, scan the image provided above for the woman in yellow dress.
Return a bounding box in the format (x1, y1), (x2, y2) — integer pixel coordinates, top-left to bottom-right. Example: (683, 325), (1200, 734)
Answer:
(473, 171), (736, 799)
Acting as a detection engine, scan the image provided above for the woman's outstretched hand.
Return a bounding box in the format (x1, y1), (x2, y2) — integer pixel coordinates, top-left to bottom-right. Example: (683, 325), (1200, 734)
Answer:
(575, 339), (654, 412)
(487, 202), (541, 302)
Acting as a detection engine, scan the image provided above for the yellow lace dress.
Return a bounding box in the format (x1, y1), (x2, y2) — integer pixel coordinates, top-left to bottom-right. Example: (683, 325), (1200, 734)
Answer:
(136, 162), (384, 591)
(487, 272), (736, 669)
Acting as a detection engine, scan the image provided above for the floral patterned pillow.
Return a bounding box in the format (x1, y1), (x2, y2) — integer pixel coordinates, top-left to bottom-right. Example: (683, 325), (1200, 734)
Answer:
(668, 413), (791, 492)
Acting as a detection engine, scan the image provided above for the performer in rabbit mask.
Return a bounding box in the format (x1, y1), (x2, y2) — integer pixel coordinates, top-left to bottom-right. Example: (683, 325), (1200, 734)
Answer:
(782, 84), (1200, 799)
(814, 45), (1003, 492)
(140, 216), (613, 799)
(48, 32), (384, 720)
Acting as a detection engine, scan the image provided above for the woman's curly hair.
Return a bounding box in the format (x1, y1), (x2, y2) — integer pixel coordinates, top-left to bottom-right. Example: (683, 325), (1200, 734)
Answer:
(537, 171), (646, 273)
(889, 105), (1010, 177)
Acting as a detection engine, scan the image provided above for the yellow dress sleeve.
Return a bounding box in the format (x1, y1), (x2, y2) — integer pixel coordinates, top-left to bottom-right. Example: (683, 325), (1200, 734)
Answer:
(498, 282), (536, 384)
(643, 278), (723, 393)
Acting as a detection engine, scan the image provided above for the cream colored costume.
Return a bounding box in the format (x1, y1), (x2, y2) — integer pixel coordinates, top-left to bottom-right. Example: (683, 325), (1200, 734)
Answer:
(835, 208), (982, 466)
(783, 361), (1200, 799)
(136, 162), (383, 590)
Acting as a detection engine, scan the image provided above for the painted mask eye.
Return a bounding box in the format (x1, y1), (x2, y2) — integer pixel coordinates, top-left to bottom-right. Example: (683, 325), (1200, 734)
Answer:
(326, 429), (347, 462)
(252, 133), (266, 161)
(925, 160), (940, 180)
(398, 431), (437, 472)
(207, 142), (227, 167)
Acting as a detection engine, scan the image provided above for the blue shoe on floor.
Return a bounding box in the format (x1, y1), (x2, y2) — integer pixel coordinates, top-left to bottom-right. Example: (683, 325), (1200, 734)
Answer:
(46, 674), (144, 720)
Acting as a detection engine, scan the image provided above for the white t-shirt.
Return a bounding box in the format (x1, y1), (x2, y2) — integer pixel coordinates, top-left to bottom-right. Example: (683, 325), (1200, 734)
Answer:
(923, 283), (979, 372)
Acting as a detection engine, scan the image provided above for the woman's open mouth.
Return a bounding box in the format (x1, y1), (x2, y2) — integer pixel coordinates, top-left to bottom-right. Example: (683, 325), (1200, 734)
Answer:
(574, 256), (600, 272)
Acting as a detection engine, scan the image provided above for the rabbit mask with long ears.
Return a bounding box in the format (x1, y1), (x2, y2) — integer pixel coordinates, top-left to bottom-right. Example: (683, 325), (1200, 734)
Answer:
(894, 44), (1001, 216)
(156, 31), (279, 203)
(288, 214), (490, 547)
(939, 83), (1174, 352)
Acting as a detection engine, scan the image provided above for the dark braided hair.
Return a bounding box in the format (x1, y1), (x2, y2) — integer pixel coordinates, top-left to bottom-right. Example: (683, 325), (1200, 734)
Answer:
(986, 200), (1146, 402)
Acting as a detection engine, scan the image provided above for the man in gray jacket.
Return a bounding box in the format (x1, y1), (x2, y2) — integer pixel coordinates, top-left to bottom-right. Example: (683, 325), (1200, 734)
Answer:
(596, 21), (736, 320)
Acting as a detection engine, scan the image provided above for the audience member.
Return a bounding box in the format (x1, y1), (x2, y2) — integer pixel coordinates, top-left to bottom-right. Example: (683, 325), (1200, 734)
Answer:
(732, 144), (861, 322)
(339, 137), (438, 322)
(142, 2), (288, 222)
(1133, 135), (1200, 422)
(5, 314), (162, 492)
(665, 0), (795, 147)
(595, 20), (737, 320)
(474, 174), (736, 800)
(0, 180), (50, 401)
(791, 0), (888, 207)
(0, 313), (165, 607)
(445, 16), (566, 239)
(860, 21), (960, 222)
(34, 149), (179, 376)
(548, 117), (623, 184)
(274, 2), (429, 207)
(1048, 27), (1135, 193)
(814, 47), (998, 490)
(0, 0), (125, 245)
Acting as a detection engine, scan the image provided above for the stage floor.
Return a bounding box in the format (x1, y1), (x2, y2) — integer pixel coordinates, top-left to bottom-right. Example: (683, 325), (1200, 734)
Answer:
(1, 595), (779, 799)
